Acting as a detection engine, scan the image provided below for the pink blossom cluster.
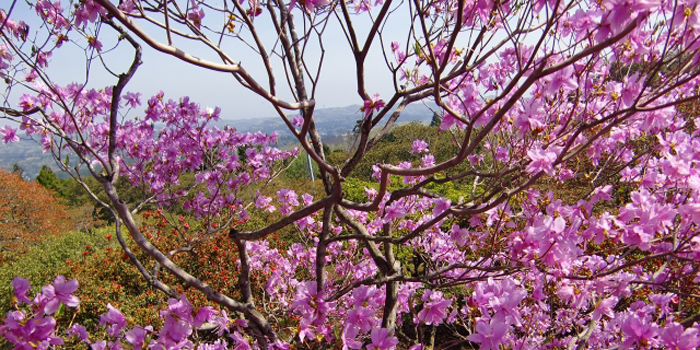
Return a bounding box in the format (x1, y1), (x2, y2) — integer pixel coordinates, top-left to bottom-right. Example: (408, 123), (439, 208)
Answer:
(256, 144), (700, 348)
(199, 170), (699, 348)
(14, 84), (296, 224)
(1, 277), (254, 349)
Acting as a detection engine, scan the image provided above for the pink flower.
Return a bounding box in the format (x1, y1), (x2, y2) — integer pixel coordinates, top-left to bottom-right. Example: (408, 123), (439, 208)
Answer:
(346, 306), (375, 333)
(290, 0), (330, 12)
(231, 331), (251, 349)
(123, 92), (142, 108)
(291, 281), (320, 316)
(556, 285), (575, 303)
(292, 115), (304, 127)
(390, 41), (400, 52)
(68, 324), (89, 343)
(278, 188), (299, 207)
(99, 304), (126, 337)
(417, 299), (451, 325)
(165, 294), (194, 319)
(74, 0), (106, 27)
(87, 36), (102, 51)
(33, 1), (69, 29)
(125, 326), (152, 348)
(421, 154), (435, 167)
(11, 278), (31, 304)
(1, 126), (19, 144)
(367, 328), (398, 350)
(1, 312), (64, 348)
(592, 296), (618, 320)
(467, 154), (483, 166)
(35, 51), (51, 68)
(659, 322), (700, 350)
(118, 0), (136, 12)
(603, 0), (659, 33)
(187, 7), (205, 29)
(467, 319), (510, 350)
(439, 113), (457, 131)
(365, 187), (378, 199)
(302, 193), (314, 206)
(417, 292), (451, 326)
(41, 276), (80, 314)
(432, 198), (451, 216)
(450, 224), (470, 246)
(383, 201), (407, 223)
(161, 315), (193, 343)
(526, 144), (558, 176)
(194, 307), (218, 328)
(255, 194), (275, 212)
(411, 139), (429, 153)
(361, 94), (385, 118)
(546, 65), (577, 94)
(620, 73), (642, 107)
(211, 310), (230, 336)
(621, 313), (659, 348)
(341, 326), (363, 349)
(515, 99), (544, 134)
(18, 95), (37, 111)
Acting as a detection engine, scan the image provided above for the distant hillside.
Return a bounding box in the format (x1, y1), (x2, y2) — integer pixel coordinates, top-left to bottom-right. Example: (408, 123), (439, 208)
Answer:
(0, 138), (58, 179)
(211, 103), (435, 140)
(0, 104), (435, 178)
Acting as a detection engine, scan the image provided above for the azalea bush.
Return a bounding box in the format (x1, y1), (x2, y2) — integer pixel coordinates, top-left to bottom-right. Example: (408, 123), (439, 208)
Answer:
(60, 211), (261, 329)
(3, 0), (700, 348)
(0, 226), (116, 309)
(0, 168), (71, 263)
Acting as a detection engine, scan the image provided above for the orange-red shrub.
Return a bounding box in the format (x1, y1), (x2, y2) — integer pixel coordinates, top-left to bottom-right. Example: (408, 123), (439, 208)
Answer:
(61, 211), (254, 327)
(0, 168), (70, 263)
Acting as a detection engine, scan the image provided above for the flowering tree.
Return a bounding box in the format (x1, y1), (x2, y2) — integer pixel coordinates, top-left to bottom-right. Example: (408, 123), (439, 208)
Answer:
(3, 0), (700, 348)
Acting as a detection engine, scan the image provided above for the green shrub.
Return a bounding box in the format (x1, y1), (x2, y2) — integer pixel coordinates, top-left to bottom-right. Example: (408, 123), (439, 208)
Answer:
(0, 226), (118, 314)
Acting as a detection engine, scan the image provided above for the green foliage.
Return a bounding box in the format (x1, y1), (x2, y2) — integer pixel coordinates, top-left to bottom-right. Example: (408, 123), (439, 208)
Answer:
(424, 178), (468, 202)
(341, 177), (377, 202)
(429, 113), (442, 127)
(326, 148), (349, 168)
(11, 162), (24, 178)
(282, 150), (319, 182)
(35, 165), (70, 198)
(61, 229), (164, 329)
(350, 121), (467, 180)
(61, 174), (155, 223)
(0, 226), (118, 314)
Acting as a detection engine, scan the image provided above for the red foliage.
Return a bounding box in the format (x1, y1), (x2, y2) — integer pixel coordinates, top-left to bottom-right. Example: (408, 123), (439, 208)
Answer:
(61, 211), (253, 326)
(0, 168), (70, 262)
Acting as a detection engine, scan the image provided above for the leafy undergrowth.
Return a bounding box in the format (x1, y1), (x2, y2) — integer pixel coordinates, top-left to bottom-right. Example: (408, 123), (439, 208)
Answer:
(0, 227), (118, 314)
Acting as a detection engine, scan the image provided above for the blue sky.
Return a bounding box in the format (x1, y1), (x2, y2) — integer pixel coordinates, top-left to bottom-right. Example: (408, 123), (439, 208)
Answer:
(2, 1), (403, 121)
